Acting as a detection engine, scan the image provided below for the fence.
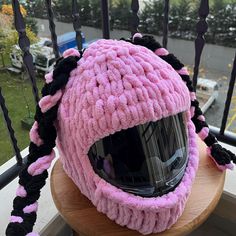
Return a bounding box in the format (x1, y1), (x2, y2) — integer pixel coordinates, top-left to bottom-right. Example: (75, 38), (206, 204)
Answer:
(0, 0), (236, 190)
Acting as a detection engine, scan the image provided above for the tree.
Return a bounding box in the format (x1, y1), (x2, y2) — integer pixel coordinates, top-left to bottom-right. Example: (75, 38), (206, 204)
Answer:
(1, 4), (27, 17)
(139, 0), (164, 35)
(79, 0), (92, 26)
(25, 17), (39, 35)
(169, 0), (197, 40)
(207, 0), (236, 47)
(0, 11), (38, 67)
(110, 0), (131, 30)
(54, 0), (72, 22)
(90, 0), (102, 28)
(0, 13), (13, 67)
(24, 0), (47, 18)
(139, 1), (153, 33)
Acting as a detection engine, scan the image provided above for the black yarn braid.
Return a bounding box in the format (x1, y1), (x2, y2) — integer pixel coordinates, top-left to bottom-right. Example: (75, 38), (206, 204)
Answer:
(126, 35), (236, 167)
(6, 55), (80, 236)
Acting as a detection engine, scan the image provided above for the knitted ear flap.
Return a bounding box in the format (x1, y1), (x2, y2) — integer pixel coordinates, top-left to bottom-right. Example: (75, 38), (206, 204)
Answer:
(6, 55), (80, 236)
(130, 33), (236, 171)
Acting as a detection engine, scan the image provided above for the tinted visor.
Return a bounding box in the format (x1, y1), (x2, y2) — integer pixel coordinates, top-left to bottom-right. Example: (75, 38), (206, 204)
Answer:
(88, 112), (188, 197)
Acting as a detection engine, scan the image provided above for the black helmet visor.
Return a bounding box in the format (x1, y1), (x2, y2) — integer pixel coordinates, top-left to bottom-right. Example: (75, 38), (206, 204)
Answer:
(88, 112), (188, 197)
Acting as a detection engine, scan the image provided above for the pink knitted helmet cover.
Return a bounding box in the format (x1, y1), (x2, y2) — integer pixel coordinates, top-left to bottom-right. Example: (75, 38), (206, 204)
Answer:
(55, 39), (199, 234)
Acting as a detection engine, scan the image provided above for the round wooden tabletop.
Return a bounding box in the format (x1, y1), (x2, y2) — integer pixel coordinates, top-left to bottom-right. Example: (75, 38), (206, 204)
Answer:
(50, 139), (225, 236)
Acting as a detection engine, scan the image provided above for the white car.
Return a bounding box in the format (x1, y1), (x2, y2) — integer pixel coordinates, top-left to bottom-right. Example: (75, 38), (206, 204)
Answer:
(9, 37), (51, 73)
(196, 78), (219, 114)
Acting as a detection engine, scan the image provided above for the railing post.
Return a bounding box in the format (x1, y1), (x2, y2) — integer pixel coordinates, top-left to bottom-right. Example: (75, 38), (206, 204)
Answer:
(72, 0), (83, 50)
(192, 0), (209, 91)
(130, 0), (139, 36)
(45, 0), (60, 58)
(101, 0), (110, 39)
(12, 0), (39, 104)
(220, 52), (236, 135)
(162, 0), (169, 48)
(0, 88), (22, 165)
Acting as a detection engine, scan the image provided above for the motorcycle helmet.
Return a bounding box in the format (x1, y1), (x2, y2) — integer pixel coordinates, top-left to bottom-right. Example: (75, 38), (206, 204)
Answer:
(6, 34), (235, 236)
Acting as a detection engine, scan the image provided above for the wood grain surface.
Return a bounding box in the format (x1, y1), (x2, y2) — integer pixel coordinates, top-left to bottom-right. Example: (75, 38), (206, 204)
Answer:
(50, 139), (225, 236)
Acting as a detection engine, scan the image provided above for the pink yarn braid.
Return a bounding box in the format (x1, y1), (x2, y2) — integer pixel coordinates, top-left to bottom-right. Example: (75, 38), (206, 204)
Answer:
(9, 70), (64, 235)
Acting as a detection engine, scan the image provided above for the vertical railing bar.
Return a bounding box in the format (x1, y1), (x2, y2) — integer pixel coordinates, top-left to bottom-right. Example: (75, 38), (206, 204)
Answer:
(130, 0), (140, 37)
(162, 0), (169, 48)
(220, 52), (236, 135)
(192, 0), (209, 91)
(45, 0), (60, 58)
(0, 87), (22, 165)
(72, 0), (83, 50)
(100, 0), (110, 39)
(12, 0), (39, 104)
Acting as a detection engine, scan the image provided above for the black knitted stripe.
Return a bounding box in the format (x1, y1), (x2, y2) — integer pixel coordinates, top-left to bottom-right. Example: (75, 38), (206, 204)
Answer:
(159, 54), (184, 70)
(180, 74), (194, 92)
(204, 133), (217, 147)
(191, 117), (208, 133)
(133, 35), (162, 51)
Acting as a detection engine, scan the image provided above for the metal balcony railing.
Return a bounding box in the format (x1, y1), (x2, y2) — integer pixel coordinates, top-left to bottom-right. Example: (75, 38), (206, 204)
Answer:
(0, 0), (236, 189)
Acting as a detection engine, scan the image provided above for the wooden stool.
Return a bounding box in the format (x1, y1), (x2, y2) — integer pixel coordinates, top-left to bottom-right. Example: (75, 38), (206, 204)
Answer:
(50, 139), (225, 236)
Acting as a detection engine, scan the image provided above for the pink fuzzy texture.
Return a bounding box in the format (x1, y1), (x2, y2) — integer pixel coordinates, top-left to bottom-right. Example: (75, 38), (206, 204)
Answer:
(63, 48), (81, 58)
(26, 233), (39, 236)
(39, 90), (62, 113)
(45, 72), (53, 84)
(10, 216), (23, 223)
(133, 32), (143, 40)
(155, 48), (169, 56)
(198, 127), (209, 140)
(27, 150), (55, 176)
(177, 67), (189, 75)
(190, 106), (195, 118)
(55, 40), (198, 234)
(190, 92), (196, 101)
(23, 202), (38, 214)
(16, 185), (27, 197)
(198, 115), (205, 121)
(30, 121), (43, 146)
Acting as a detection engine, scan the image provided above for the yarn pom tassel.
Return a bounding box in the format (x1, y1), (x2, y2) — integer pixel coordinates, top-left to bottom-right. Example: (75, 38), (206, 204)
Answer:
(207, 143), (235, 171)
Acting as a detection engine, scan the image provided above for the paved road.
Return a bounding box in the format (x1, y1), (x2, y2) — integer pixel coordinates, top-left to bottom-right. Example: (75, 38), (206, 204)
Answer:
(36, 19), (236, 134)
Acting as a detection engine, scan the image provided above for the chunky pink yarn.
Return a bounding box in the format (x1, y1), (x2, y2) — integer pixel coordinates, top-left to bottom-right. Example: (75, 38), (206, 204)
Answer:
(56, 39), (199, 234)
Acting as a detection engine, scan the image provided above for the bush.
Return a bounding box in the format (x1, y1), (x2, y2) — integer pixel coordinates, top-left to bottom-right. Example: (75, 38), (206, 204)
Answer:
(139, 0), (236, 47)
(24, 0), (235, 48)
(25, 17), (38, 35)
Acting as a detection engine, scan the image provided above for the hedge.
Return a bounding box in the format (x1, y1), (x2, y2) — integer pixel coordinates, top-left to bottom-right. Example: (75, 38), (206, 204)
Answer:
(24, 0), (236, 48)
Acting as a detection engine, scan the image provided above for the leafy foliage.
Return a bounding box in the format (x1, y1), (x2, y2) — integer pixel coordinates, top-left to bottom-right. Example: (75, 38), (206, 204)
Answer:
(110, 0), (131, 30)
(1, 3), (27, 17)
(0, 10), (38, 67)
(23, 0), (235, 47)
(139, 0), (235, 47)
(25, 17), (39, 35)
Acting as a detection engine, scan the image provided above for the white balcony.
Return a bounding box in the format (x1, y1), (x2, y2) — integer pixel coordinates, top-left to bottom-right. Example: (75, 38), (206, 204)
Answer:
(1, 141), (236, 236)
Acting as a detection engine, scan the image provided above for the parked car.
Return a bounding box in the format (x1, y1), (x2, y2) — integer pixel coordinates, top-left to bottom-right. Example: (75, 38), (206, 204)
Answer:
(35, 32), (85, 75)
(8, 37), (50, 73)
(9, 32), (86, 75)
(196, 78), (219, 114)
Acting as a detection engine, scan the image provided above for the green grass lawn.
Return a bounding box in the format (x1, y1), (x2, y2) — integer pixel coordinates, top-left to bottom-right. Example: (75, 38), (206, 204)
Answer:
(0, 70), (44, 166)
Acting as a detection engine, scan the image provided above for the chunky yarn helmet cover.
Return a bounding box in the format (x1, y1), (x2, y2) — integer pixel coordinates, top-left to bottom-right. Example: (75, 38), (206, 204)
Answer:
(6, 34), (236, 236)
